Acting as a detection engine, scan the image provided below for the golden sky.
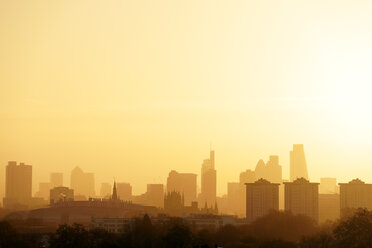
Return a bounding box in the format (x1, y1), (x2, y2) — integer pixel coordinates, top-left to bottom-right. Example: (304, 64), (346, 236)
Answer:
(1, 0), (372, 196)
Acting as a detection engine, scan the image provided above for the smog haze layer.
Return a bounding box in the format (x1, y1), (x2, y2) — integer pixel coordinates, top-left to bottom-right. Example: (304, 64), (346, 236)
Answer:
(1, 0), (372, 196)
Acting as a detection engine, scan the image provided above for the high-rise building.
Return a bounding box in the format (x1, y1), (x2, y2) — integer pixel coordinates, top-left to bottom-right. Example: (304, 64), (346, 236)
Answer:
(240, 169), (256, 184)
(146, 184), (164, 208)
(50, 173), (63, 188)
(3, 161), (32, 209)
(100, 183), (112, 198)
(35, 182), (51, 200)
(116, 182), (132, 201)
(50, 186), (74, 204)
(227, 182), (241, 216)
(167, 170), (197, 205)
(200, 150), (217, 206)
(320, 178), (338, 194)
(265, 156), (282, 183)
(339, 178), (372, 218)
(255, 156), (282, 184)
(290, 144), (309, 181)
(284, 178), (319, 222)
(319, 194), (340, 223)
(70, 167), (95, 198)
(246, 179), (279, 222)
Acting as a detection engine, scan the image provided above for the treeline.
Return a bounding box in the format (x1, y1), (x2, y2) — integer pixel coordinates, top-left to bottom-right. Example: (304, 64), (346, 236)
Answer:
(1, 209), (372, 248)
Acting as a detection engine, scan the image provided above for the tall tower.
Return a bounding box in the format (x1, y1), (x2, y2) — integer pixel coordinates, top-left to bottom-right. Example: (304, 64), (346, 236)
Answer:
(70, 166), (95, 197)
(3, 161), (32, 209)
(290, 144), (309, 181)
(200, 150), (217, 206)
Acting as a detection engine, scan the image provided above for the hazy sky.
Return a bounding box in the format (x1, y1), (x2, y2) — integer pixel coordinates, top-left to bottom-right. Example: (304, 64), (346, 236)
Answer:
(1, 0), (372, 197)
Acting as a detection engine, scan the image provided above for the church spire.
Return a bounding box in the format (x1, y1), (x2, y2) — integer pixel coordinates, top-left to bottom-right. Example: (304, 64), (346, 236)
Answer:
(112, 180), (118, 200)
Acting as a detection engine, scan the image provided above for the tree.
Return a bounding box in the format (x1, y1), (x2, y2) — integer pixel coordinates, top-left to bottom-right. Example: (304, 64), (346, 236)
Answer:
(50, 223), (92, 248)
(0, 221), (24, 248)
(162, 219), (192, 248)
(333, 208), (372, 248)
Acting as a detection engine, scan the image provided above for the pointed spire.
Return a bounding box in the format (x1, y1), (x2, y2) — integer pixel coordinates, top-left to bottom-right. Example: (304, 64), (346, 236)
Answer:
(112, 180), (118, 200)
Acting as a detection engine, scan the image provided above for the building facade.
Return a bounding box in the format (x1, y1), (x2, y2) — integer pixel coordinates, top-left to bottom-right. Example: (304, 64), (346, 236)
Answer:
(339, 178), (372, 218)
(200, 150), (217, 206)
(290, 144), (309, 181)
(50, 173), (63, 188)
(284, 178), (319, 222)
(245, 178), (279, 222)
(167, 170), (197, 205)
(50, 186), (74, 204)
(117, 183), (132, 201)
(3, 161), (32, 209)
(70, 166), (95, 198)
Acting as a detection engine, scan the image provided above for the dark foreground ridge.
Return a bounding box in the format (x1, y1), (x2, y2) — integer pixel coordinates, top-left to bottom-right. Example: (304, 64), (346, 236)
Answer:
(1, 208), (371, 248)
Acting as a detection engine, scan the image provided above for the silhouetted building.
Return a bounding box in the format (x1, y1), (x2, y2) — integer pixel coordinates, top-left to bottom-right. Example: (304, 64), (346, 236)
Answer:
(200, 150), (217, 207)
(240, 169), (256, 184)
(339, 178), (372, 218)
(320, 177), (338, 194)
(146, 184), (164, 208)
(185, 214), (242, 230)
(70, 166), (95, 198)
(100, 183), (112, 198)
(245, 179), (279, 222)
(116, 182), (132, 201)
(167, 170), (197, 205)
(111, 181), (118, 200)
(265, 156), (282, 183)
(20, 198), (158, 227)
(284, 178), (319, 222)
(3, 161), (32, 209)
(50, 173), (63, 188)
(216, 195), (228, 214)
(50, 187), (74, 204)
(91, 217), (130, 233)
(290, 144), (309, 181)
(254, 156), (282, 184)
(227, 182), (241, 216)
(35, 182), (51, 200)
(319, 194), (340, 223)
(164, 191), (184, 216)
(164, 191), (216, 216)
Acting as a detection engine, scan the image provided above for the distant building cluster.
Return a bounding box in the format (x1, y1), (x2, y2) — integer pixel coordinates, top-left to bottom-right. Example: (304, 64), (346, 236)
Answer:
(2, 144), (371, 226)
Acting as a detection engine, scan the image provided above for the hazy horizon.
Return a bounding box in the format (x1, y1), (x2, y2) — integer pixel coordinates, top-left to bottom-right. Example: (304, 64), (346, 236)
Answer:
(2, 0), (372, 197)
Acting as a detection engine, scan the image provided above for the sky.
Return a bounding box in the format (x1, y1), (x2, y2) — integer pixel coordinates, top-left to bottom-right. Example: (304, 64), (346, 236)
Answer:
(1, 0), (372, 197)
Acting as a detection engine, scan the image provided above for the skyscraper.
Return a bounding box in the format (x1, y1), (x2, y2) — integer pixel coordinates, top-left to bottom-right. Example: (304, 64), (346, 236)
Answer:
(100, 183), (112, 198)
(320, 177), (338, 194)
(35, 182), (51, 200)
(339, 178), (372, 218)
(50, 173), (63, 188)
(227, 182), (241, 216)
(254, 156), (282, 183)
(146, 184), (164, 208)
(200, 150), (217, 206)
(246, 179), (279, 222)
(284, 178), (319, 222)
(3, 161), (32, 209)
(70, 166), (95, 198)
(167, 170), (197, 205)
(116, 182), (132, 201)
(290, 144), (309, 181)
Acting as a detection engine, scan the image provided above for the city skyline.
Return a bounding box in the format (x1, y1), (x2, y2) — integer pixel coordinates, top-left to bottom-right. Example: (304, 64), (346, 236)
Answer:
(2, 1), (372, 246)
(1, 144), (369, 200)
(2, 0), (372, 200)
